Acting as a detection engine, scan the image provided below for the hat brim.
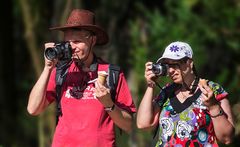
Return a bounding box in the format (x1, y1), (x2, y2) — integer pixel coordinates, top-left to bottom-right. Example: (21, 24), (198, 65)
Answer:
(157, 55), (185, 63)
(49, 25), (109, 45)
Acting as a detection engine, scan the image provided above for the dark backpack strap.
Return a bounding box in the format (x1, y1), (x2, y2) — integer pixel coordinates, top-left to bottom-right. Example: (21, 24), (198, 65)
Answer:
(55, 60), (71, 125)
(108, 64), (120, 102)
(108, 64), (122, 134)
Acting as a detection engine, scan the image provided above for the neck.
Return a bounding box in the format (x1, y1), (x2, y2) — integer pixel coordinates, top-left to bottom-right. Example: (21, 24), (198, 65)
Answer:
(75, 52), (94, 72)
(83, 52), (94, 68)
(181, 74), (196, 91)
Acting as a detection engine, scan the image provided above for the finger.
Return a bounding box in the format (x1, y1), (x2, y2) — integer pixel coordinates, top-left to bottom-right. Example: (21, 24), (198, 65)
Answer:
(198, 84), (207, 93)
(145, 62), (153, 67)
(95, 82), (103, 96)
(203, 84), (212, 93)
(45, 42), (55, 49)
(145, 73), (155, 81)
(199, 85), (208, 96)
(200, 93), (208, 101)
(146, 70), (154, 76)
(202, 84), (213, 97)
(95, 81), (100, 89)
(97, 81), (109, 93)
(145, 62), (153, 70)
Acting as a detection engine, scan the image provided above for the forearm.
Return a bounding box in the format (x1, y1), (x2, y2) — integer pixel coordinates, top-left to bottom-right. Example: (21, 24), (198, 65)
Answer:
(210, 105), (235, 144)
(137, 87), (157, 129)
(107, 105), (134, 133)
(27, 67), (52, 115)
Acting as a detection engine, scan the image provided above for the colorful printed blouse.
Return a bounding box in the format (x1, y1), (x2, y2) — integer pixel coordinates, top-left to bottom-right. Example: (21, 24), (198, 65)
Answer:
(155, 81), (228, 147)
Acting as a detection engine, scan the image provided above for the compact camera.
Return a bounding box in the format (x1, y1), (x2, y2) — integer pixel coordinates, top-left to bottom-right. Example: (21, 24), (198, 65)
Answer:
(44, 41), (72, 61)
(152, 63), (168, 76)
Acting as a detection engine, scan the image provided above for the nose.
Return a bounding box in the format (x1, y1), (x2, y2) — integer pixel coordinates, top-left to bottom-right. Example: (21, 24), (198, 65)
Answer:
(168, 66), (175, 75)
(69, 41), (77, 49)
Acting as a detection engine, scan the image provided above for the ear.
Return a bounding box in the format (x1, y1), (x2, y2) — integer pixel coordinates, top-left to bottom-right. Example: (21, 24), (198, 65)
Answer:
(188, 59), (194, 68)
(92, 35), (97, 45)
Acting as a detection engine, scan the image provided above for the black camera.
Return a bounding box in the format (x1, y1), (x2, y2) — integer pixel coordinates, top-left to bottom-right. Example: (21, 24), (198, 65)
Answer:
(44, 41), (72, 61)
(152, 63), (168, 76)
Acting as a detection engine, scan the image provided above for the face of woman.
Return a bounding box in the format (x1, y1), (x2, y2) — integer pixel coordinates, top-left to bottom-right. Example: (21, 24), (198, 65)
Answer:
(64, 29), (96, 61)
(164, 59), (192, 84)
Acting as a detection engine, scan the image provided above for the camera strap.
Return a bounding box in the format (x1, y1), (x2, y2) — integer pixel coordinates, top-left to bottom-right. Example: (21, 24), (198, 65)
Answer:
(55, 60), (72, 125)
(89, 54), (98, 72)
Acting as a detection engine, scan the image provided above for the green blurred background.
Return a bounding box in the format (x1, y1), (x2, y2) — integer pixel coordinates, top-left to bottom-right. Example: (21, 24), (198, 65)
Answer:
(0, 0), (239, 146)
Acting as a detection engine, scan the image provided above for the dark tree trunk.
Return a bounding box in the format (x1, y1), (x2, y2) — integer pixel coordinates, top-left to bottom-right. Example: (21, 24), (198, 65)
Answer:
(0, 0), (16, 145)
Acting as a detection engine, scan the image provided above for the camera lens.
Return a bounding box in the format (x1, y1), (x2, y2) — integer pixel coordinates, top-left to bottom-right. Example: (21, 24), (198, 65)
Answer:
(44, 41), (72, 61)
(44, 47), (58, 60)
(152, 63), (168, 76)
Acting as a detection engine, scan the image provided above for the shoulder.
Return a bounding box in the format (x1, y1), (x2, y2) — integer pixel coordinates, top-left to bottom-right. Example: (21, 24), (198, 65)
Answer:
(155, 83), (177, 106)
(207, 80), (228, 101)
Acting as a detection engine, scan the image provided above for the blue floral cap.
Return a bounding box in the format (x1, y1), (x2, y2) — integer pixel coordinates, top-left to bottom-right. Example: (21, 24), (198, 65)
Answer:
(157, 41), (193, 63)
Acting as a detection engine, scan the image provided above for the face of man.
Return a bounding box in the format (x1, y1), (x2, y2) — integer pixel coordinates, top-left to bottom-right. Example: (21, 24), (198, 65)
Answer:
(64, 29), (96, 61)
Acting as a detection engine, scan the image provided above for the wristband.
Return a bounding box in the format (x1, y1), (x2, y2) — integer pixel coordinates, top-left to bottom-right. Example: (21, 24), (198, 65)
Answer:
(147, 83), (155, 88)
(210, 108), (224, 118)
(104, 104), (115, 112)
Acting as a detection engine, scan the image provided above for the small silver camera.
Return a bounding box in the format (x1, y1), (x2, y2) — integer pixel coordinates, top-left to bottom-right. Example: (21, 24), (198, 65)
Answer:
(152, 63), (168, 76)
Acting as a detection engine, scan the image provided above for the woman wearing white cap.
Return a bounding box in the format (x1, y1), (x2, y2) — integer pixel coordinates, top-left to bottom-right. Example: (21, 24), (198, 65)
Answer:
(137, 41), (235, 146)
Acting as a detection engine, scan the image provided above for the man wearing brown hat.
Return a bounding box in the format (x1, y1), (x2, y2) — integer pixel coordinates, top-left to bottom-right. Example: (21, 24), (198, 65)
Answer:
(27, 9), (136, 147)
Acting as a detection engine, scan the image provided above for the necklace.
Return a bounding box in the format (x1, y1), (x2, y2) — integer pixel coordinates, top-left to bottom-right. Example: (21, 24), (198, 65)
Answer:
(189, 77), (199, 94)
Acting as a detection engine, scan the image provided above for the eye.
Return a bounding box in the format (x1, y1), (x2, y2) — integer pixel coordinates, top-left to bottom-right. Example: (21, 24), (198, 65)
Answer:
(71, 40), (81, 44)
(167, 63), (180, 68)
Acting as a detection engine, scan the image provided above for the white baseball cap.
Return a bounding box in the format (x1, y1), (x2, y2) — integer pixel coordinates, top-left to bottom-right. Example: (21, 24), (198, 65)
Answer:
(157, 41), (193, 63)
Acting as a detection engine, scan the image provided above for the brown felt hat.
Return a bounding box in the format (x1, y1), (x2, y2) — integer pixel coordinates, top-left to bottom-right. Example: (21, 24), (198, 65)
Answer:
(50, 9), (109, 45)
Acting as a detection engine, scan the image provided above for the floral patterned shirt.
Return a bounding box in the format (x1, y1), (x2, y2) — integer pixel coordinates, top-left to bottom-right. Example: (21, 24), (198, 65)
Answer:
(155, 81), (228, 147)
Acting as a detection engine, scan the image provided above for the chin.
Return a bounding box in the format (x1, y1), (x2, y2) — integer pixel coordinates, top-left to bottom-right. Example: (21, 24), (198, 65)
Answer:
(172, 78), (181, 84)
(72, 58), (79, 62)
(72, 55), (84, 60)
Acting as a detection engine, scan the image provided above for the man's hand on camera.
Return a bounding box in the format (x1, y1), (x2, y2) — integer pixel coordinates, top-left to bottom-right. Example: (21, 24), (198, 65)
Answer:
(44, 42), (58, 70)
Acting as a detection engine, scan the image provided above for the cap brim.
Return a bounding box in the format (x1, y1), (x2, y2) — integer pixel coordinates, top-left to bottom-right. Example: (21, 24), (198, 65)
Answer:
(156, 54), (184, 63)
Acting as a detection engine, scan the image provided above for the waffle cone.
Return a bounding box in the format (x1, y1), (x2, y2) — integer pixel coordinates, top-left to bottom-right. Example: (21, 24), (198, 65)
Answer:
(98, 71), (108, 85)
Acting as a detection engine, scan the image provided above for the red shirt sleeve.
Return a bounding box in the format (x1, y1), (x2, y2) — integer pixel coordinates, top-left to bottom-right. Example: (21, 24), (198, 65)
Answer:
(115, 72), (136, 113)
(46, 68), (57, 103)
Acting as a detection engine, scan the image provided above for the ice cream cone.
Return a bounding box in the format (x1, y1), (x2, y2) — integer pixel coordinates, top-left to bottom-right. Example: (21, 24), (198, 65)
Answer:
(98, 71), (108, 85)
(199, 79), (208, 86)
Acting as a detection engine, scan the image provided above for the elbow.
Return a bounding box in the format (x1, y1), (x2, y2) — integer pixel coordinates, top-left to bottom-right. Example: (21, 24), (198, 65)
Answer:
(136, 121), (153, 130)
(125, 126), (133, 134)
(136, 117), (154, 130)
(136, 117), (147, 129)
(136, 122), (146, 129)
(219, 128), (235, 145)
(124, 121), (134, 134)
(27, 105), (39, 116)
(221, 137), (233, 145)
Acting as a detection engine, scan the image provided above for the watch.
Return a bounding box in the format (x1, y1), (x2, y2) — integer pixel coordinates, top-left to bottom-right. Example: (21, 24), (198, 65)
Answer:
(104, 104), (115, 112)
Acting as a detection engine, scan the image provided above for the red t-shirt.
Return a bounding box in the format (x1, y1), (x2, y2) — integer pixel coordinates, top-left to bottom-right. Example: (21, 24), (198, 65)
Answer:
(46, 62), (136, 147)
